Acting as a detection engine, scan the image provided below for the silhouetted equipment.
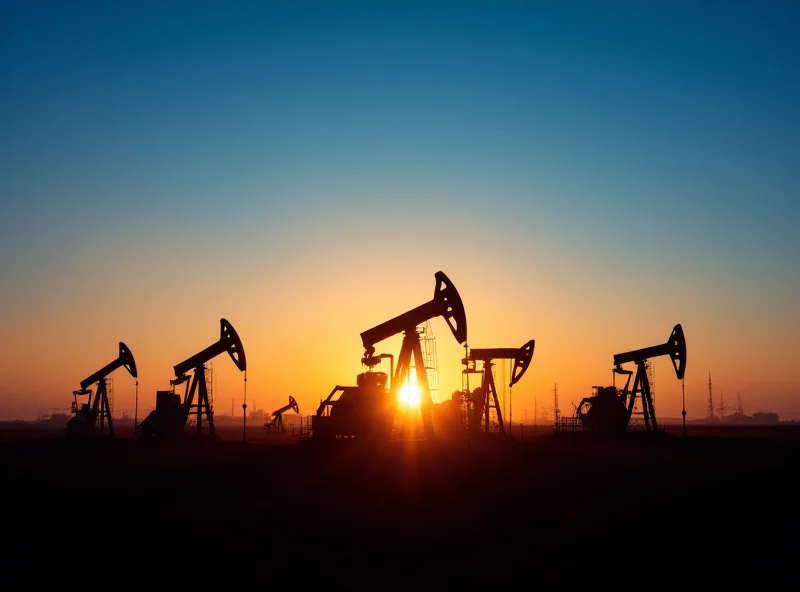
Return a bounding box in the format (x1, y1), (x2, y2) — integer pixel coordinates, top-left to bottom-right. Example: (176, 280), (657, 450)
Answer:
(463, 340), (535, 434)
(360, 353), (393, 383)
(66, 342), (138, 438)
(264, 395), (300, 435)
(313, 271), (467, 441)
(575, 324), (686, 434)
(138, 318), (247, 438)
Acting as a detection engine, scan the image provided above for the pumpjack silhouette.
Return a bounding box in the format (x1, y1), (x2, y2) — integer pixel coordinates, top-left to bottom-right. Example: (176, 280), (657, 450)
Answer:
(66, 342), (138, 438)
(575, 324), (686, 434)
(264, 396), (300, 435)
(138, 318), (246, 438)
(313, 271), (467, 442)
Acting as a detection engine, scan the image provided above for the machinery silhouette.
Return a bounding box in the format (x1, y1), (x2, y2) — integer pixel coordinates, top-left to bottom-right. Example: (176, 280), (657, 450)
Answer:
(138, 318), (246, 438)
(264, 396), (300, 435)
(66, 342), (138, 438)
(575, 324), (686, 434)
(312, 271), (467, 441)
(463, 340), (535, 434)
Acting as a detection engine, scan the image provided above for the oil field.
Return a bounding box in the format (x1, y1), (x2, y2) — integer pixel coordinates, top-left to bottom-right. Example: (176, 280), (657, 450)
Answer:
(4, 2), (799, 581)
(3, 271), (798, 577)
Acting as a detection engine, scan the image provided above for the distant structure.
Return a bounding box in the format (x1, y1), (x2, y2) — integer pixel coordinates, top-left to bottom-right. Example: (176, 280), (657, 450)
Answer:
(553, 383), (560, 424)
(752, 412), (779, 424)
(706, 373), (715, 422)
(540, 403), (551, 424)
(249, 406), (265, 424)
(701, 379), (781, 425)
(38, 409), (70, 424)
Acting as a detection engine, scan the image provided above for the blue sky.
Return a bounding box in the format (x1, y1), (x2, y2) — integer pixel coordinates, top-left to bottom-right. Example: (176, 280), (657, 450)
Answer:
(3, 2), (797, 253)
(1, 1), (798, 419)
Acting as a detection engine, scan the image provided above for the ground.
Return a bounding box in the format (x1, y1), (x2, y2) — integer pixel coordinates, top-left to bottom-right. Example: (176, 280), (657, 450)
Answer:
(2, 422), (799, 580)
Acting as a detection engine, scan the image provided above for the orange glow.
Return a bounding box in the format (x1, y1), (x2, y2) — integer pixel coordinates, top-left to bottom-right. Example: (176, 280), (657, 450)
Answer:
(398, 382), (421, 408)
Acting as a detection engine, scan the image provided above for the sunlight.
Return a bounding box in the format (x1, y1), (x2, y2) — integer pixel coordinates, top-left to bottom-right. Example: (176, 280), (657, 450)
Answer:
(398, 382), (421, 407)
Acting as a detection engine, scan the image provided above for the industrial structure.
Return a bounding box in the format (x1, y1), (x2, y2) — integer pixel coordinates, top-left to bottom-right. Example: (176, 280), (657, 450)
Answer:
(573, 324), (686, 434)
(66, 342), (138, 438)
(55, 276), (699, 447)
(707, 372), (715, 422)
(312, 271), (467, 442)
(138, 318), (247, 439)
(264, 396), (300, 435)
(461, 340), (535, 435)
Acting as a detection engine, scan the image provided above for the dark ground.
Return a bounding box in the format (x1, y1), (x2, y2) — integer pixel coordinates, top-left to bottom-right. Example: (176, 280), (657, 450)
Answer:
(2, 424), (799, 580)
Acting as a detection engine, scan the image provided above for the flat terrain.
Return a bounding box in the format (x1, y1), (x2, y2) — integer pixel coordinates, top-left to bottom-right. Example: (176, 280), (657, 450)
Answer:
(3, 423), (799, 578)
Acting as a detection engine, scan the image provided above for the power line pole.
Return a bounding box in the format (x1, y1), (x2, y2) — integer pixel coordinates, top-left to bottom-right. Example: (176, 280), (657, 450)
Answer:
(553, 383), (560, 424)
(707, 372), (714, 423)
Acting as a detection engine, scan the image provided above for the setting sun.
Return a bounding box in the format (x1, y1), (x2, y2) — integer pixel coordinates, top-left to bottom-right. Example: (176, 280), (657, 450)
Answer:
(398, 382), (421, 407)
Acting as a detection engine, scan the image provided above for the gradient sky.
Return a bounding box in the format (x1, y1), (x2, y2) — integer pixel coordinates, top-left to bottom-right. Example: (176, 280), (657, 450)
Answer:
(1, 1), (798, 422)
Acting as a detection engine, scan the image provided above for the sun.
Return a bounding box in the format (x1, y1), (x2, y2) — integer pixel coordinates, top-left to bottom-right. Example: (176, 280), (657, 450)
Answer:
(398, 382), (421, 407)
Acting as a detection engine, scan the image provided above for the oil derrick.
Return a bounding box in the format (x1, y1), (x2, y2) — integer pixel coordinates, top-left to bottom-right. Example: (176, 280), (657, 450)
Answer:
(205, 361), (214, 413)
(420, 320), (439, 403)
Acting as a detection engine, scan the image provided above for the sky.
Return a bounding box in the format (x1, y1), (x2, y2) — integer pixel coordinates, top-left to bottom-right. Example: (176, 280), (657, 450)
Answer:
(1, 0), (798, 423)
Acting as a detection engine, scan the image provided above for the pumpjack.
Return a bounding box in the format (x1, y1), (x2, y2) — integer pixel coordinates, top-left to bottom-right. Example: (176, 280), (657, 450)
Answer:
(575, 324), (686, 434)
(138, 318), (246, 438)
(264, 396), (300, 435)
(463, 339), (535, 435)
(313, 271), (467, 441)
(66, 342), (138, 438)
